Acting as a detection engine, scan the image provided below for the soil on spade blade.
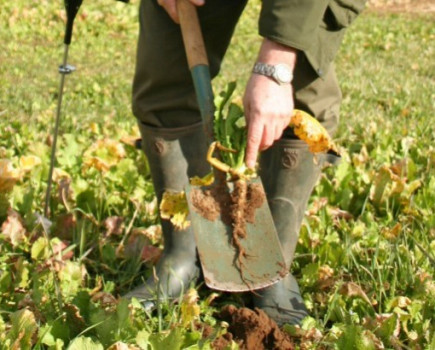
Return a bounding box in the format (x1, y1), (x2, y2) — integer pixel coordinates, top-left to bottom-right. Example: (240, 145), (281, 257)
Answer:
(189, 180), (265, 235)
(190, 180), (265, 277)
(210, 305), (294, 350)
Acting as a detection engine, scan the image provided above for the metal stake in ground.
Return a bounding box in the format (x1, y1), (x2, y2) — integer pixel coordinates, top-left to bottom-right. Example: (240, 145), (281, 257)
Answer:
(44, 0), (83, 218)
(42, 0), (83, 314)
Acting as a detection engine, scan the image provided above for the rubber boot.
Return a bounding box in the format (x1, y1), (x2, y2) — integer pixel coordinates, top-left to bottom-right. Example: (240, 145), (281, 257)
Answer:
(253, 138), (325, 326)
(125, 121), (210, 305)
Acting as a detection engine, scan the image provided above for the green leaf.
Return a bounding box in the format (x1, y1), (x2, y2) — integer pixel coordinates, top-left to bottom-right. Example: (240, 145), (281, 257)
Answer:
(49, 339), (65, 350)
(57, 134), (82, 169)
(89, 308), (118, 347)
(301, 263), (319, 287)
(0, 268), (12, 292)
(31, 236), (50, 260)
(72, 291), (92, 322)
(75, 189), (98, 214)
(149, 328), (184, 350)
(300, 316), (318, 331)
(7, 309), (38, 350)
(16, 188), (35, 217)
(0, 315), (6, 342)
(376, 313), (399, 345)
(182, 330), (201, 348)
(429, 332), (435, 350)
(213, 83), (248, 171)
(107, 158), (138, 190)
(136, 329), (150, 350)
(116, 297), (130, 330)
(58, 261), (83, 297)
(67, 336), (104, 350)
(102, 243), (117, 264)
(337, 325), (374, 350)
(39, 323), (57, 347)
(16, 257), (30, 289)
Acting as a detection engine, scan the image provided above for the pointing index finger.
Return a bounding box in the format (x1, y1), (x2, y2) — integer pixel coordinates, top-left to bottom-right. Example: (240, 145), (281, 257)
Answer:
(245, 121), (264, 169)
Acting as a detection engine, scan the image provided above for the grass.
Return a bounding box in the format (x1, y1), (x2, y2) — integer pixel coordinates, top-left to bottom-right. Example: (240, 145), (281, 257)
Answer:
(0, 0), (434, 349)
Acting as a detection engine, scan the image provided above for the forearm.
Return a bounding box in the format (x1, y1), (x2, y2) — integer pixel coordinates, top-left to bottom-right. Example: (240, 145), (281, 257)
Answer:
(256, 38), (297, 71)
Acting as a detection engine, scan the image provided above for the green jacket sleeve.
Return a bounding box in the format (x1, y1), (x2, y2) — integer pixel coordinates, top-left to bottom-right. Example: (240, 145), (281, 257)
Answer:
(259, 0), (329, 52)
(259, 0), (367, 77)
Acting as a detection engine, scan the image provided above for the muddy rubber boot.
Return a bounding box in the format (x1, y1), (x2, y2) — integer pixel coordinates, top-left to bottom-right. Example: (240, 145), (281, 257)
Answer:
(124, 121), (210, 305)
(253, 139), (325, 326)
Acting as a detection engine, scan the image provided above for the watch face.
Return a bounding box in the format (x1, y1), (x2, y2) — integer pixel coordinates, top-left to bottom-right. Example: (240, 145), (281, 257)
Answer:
(274, 64), (292, 84)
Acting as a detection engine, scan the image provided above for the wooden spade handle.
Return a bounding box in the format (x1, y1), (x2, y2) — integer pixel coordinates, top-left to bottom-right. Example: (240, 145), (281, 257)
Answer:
(177, 0), (208, 68)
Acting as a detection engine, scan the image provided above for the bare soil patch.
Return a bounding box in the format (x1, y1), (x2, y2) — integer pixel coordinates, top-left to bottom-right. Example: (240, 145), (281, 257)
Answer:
(212, 305), (294, 350)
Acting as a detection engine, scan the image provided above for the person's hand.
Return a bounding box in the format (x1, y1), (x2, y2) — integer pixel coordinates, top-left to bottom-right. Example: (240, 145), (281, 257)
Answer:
(243, 74), (294, 169)
(158, 0), (205, 23)
(243, 39), (297, 169)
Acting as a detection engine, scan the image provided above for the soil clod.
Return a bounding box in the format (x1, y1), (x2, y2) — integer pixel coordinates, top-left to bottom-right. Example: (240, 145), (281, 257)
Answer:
(213, 305), (294, 350)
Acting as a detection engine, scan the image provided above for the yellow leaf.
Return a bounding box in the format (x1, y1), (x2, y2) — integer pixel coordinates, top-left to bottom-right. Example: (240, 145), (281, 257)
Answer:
(390, 296), (411, 309)
(0, 159), (20, 192)
(403, 179), (421, 198)
(90, 122), (99, 134)
(289, 109), (339, 155)
(204, 292), (219, 307)
(131, 225), (162, 244)
(370, 165), (393, 205)
(52, 167), (71, 181)
(19, 155), (41, 172)
(83, 156), (111, 172)
(103, 139), (126, 159)
(83, 139), (126, 172)
(160, 191), (190, 230)
(352, 145), (369, 167)
(382, 223), (402, 240)
(190, 172), (214, 186)
(180, 288), (200, 327)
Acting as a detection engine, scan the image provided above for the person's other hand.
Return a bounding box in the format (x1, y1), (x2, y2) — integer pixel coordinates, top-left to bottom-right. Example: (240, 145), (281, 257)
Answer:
(243, 39), (297, 169)
(158, 0), (205, 23)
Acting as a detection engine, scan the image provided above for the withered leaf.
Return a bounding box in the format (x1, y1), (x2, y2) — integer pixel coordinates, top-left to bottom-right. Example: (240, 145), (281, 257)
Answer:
(1, 209), (27, 246)
(340, 282), (372, 305)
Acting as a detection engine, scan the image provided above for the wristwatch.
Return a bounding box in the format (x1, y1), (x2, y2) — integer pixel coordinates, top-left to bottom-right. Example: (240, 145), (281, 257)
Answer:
(252, 62), (293, 85)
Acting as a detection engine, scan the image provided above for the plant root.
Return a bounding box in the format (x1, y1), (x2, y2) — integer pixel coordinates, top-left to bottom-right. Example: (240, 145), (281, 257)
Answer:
(229, 179), (265, 289)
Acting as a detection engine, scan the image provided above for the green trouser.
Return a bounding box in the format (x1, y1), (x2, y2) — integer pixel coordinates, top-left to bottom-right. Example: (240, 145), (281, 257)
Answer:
(131, 0), (342, 324)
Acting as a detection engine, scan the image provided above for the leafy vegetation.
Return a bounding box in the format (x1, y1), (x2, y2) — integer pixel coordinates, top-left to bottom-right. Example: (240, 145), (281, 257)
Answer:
(1, 0), (434, 348)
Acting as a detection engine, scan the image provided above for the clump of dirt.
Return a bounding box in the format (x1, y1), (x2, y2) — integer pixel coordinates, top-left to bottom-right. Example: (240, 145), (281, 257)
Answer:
(212, 305), (294, 350)
(189, 180), (232, 225)
(244, 182), (266, 223)
(190, 187), (222, 222)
